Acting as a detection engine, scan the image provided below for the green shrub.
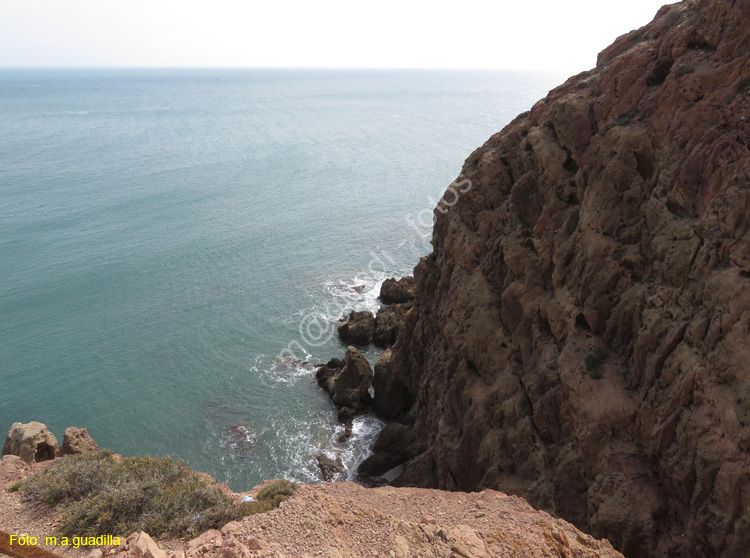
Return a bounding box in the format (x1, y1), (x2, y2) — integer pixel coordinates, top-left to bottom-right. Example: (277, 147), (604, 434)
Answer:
(16, 452), (297, 539)
(257, 479), (298, 501)
(628, 28), (647, 43)
(7, 481), (23, 493)
(675, 65), (695, 78)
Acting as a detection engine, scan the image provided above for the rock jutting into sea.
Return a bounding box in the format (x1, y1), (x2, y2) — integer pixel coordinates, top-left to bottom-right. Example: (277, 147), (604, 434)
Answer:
(363, 1), (750, 557)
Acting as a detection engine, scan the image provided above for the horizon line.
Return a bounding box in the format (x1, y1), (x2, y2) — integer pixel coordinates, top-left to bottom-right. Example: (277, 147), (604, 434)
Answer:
(0, 65), (576, 74)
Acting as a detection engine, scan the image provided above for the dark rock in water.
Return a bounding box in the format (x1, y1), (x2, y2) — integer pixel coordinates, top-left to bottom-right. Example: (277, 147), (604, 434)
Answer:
(351, 284), (366, 293)
(225, 424), (258, 453)
(373, 303), (411, 347)
(315, 358), (345, 390)
(336, 421), (353, 444)
(337, 310), (375, 346)
(316, 347), (373, 413)
(379, 277), (415, 305)
(316, 453), (344, 482)
(336, 408), (354, 443)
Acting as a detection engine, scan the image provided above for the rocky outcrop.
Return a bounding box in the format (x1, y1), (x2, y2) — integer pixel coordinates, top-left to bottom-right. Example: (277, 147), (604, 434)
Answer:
(379, 276), (416, 305)
(315, 347), (373, 413)
(109, 482), (623, 558)
(60, 426), (99, 456)
(337, 310), (376, 345)
(373, 303), (411, 347)
(2, 422), (58, 464)
(367, 1), (750, 557)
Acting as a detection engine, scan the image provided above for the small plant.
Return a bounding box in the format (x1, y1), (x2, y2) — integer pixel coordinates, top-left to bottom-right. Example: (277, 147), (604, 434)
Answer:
(585, 347), (608, 379)
(721, 252), (731, 265)
(675, 65), (695, 77)
(15, 452), (295, 539)
(256, 479), (298, 502)
(7, 481), (23, 493)
(663, 10), (686, 28)
(628, 28), (648, 43)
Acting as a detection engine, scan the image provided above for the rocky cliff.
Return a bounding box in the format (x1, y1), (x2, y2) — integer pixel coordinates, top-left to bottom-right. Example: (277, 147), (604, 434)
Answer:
(368, 1), (750, 556)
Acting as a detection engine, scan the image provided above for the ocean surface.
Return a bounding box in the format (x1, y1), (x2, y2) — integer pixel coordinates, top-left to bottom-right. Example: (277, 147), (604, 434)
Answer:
(0, 68), (564, 489)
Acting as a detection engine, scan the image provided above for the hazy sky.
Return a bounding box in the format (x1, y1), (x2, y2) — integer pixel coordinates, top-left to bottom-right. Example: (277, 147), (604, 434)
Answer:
(1, 0), (671, 71)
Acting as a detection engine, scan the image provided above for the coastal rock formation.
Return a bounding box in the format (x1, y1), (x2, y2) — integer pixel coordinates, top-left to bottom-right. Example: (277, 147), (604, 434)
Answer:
(373, 302), (411, 347)
(337, 310), (375, 345)
(379, 276), (416, 304)
(315, 347), (373, 413)
(60, 426), (99, 456)
(368, 1), (750, 557)
(0, 431), (623, 557)
(2, 422), (58, 464)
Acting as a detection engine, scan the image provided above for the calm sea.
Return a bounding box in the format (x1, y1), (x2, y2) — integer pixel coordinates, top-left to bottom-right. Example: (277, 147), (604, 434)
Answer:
(0, 68), (563, 489)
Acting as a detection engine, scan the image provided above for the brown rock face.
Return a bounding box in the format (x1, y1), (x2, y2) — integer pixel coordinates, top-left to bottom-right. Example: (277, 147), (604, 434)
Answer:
(60, 426), (99, 456)
(379, 276), (416, 304)
(2, 422), (58, 464)
(373, 302), (411, 347)
(369, 1), (750, 557)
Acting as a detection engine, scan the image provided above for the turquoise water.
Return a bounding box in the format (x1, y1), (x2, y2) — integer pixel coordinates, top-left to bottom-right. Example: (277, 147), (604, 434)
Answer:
(0, 68), (563, 489)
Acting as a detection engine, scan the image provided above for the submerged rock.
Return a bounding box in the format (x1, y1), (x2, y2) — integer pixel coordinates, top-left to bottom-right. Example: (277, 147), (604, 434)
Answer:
(224, 424), (258, 454)
(2, 422), (58, 464)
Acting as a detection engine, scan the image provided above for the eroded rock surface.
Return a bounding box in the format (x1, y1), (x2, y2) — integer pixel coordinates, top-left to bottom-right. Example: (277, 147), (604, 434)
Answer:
(368, 1), (750, 557)
(2, 422), (58, 464)
(379, 276), (416, 305)
(60, 426), (99, 456)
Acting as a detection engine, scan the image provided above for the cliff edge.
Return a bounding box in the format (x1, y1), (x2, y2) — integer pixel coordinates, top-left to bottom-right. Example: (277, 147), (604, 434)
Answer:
(369, 0), (750, 556)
